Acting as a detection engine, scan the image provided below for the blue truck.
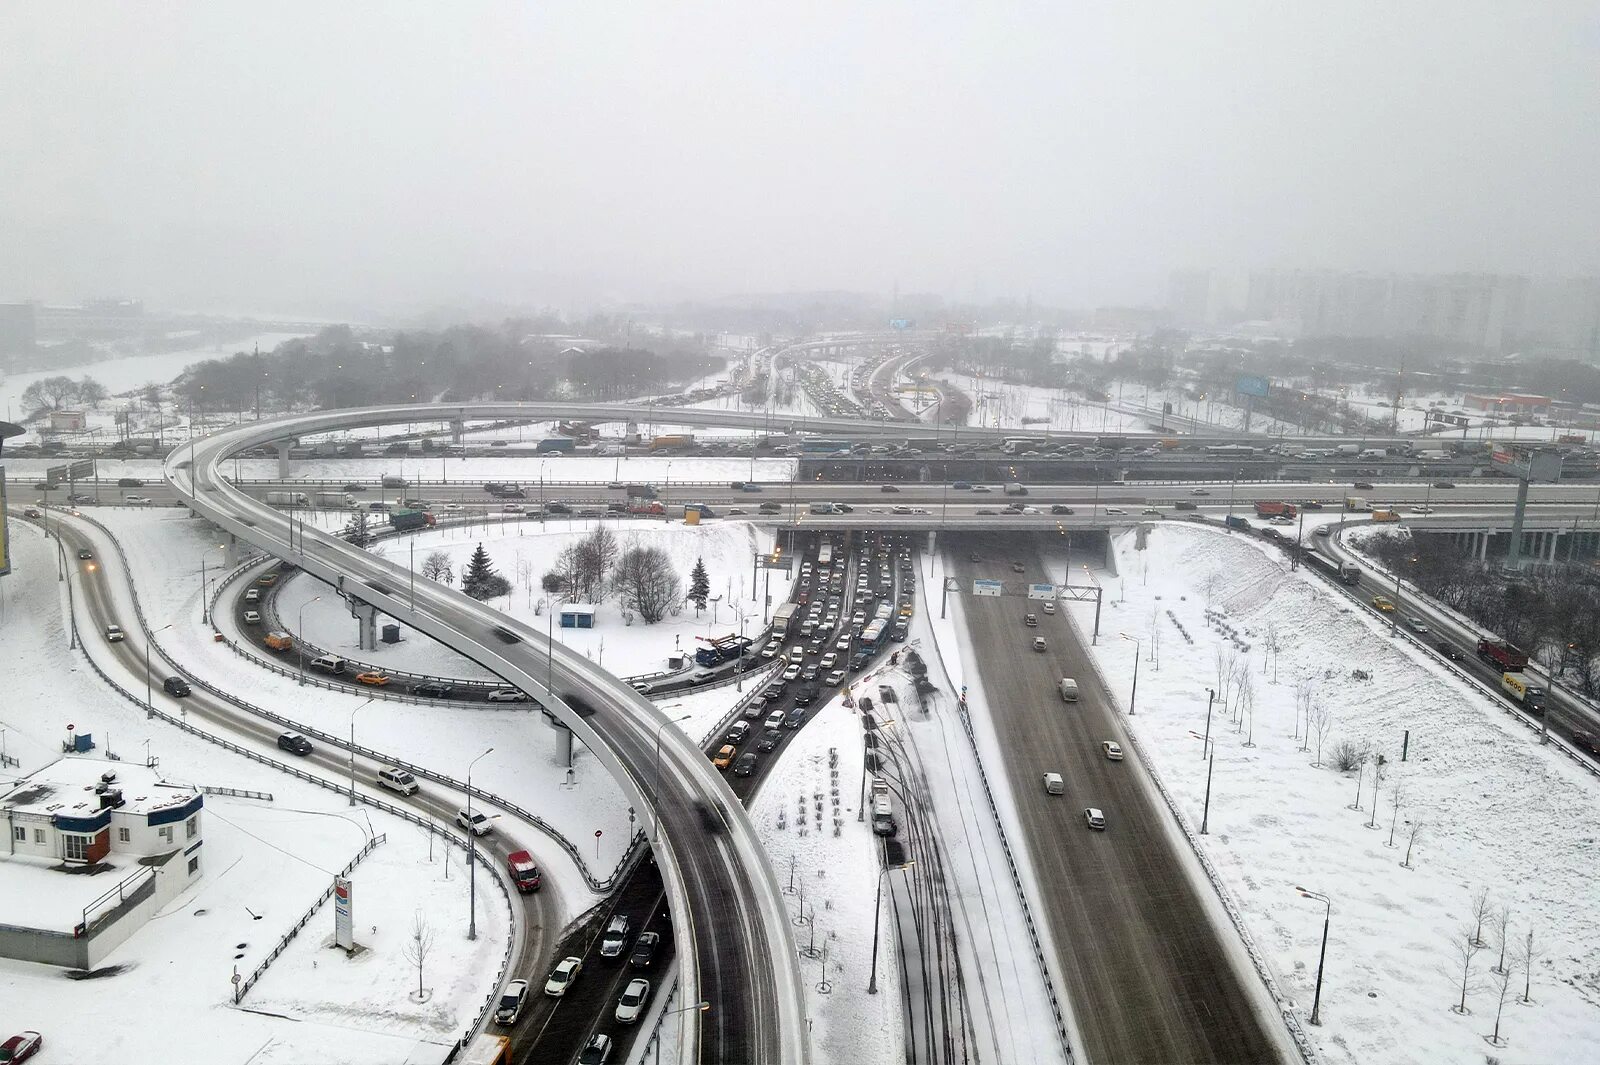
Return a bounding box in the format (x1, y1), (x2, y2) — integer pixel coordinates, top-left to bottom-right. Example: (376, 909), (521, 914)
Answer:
(1224, 515), (1251, 531)
(536, 438), (576, 453)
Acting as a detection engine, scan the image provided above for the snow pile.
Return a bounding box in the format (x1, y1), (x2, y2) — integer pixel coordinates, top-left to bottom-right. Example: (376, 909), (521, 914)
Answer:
(1056, 524), (1600, 1065)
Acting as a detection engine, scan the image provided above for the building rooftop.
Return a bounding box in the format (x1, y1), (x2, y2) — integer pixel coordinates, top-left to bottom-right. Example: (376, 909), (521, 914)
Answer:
(0, 757), (197, 820)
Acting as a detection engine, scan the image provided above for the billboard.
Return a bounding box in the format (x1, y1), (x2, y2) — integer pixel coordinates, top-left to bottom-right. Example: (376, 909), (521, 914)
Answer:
(0, 472), (9, 577)
(972, 579), (1004, 597)
(889, 318), (915, 330)
(1235, 375), (1271, 398)
(45, 459), (96, 486)
(334, 876), (353, 950)
(1490, 445), (1563, 483)
(1027, 583), (1056, 600)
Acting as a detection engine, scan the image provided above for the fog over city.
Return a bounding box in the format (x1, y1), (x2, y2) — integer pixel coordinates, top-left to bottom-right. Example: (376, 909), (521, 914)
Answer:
(3, 3), (1598, 316)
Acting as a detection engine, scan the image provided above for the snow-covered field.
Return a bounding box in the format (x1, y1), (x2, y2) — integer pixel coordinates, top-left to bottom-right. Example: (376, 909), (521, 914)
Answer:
(932, 372), (1151, 435)
(278, 518), (795, 684)
(85, 507), (628, 890)
(0, 523), (507, 1065)
(1050, 524), (1600, 1065)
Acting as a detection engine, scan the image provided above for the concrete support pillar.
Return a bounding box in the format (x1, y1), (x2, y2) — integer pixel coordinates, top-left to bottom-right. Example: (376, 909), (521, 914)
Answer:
(349, 599), (379, 651)
(275, 442), (292, 480)
(1104, 531), (1119, 575)
(542, 709), (575, 767)
(223, 532), (245, 568)
(450, 418), (464, 445)
(1505, 478), (1532, 569)
(1479, 531), (1489, 561)
(1548, 530), (1559, 562)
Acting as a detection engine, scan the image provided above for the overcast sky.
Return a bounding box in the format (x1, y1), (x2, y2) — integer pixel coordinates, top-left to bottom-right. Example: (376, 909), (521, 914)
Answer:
(3, 2), (1597, 317)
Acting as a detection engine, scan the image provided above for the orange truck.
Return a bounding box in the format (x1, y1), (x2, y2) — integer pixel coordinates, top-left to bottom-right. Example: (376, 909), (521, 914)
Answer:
(263, 631), (294, 652)
(1254, 501), (1297, 518)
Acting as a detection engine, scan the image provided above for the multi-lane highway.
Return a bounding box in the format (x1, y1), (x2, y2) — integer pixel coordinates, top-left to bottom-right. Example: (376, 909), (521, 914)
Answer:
(165, 405), (811, 1065)
(945, 535), (1287, 1064)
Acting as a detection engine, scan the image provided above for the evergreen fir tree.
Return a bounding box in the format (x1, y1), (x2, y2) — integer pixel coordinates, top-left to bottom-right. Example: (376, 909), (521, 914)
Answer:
(344, 511), (372, 548)
(688, 556), (710, 616)
(461, 542), (511, 600)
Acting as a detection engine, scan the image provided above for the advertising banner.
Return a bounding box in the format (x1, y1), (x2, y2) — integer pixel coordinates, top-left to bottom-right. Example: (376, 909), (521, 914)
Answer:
(334, 876), (353, 950)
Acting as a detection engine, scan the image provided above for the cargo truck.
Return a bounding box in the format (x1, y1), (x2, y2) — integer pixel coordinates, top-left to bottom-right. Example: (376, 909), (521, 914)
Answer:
(651, 434), (695, 450)
(624, 484), (657, 499)
(535, 437), (576, 453)
(1334, 444), (1361, 456)
(1500, 672), (1547, 713)
(1370, 510), (1401, 522)
(1345, 497), (1370, 512)
(1003, 483), (1030, 496)
(808, 501), (837, 514)
(628, 500), (665, 515)
(316, 492), (355, 508)
(1477, 638), (1529, 672)
(1305, 552), (1363, 587)
(770, 602), (799, 638)
(390, 508), (438, 532)
(265, 491), (310, 506)
(1254, 501), (1298, 518)
(1224, 515), (1251, 530)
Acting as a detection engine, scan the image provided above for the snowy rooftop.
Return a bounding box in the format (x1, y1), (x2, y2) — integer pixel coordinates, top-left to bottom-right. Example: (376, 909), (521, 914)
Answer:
(0, 757), (197, 820)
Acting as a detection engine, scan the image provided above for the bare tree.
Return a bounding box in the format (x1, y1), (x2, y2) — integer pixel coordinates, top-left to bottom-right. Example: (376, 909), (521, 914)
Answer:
(1238, 672), (1256, 745)
(1449, 923), (1486, 1014)
(1294, 678), (1314, 744)
(573, 526), (620, 602)
(613, 545), (680, 623)
(421, 550), (454, 585)
(1401, 817), (1425, 869)
(1490, 906), (1512, 974)
(1309, 704), (1334, 767)
(1469, 887), (1494, 948)
(1515, 927), (1540, 1003)
(401, 908), (434, 1002)
(1486, 960), (1516, 1047)
(1385, 782), (1405, 847)
(1265, 620), (1279, 682)
(1229, 660), (1249, 724)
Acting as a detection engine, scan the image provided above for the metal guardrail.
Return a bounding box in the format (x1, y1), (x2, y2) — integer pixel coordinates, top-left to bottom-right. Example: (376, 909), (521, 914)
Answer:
(201, 786), (274, 801)
(235, 832), (388, 1003)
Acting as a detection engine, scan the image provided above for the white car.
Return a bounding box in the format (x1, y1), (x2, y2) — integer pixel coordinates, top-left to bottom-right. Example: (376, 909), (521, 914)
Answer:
(1104, 507), (1126, 515)
(486, 688), (529, 702)
(761, 641), (782, 659)
(457, 809), (493, 836)
(820, 652), (838, 668)
(825, 669), (846, 686)
(544, 955), (583, 997)
(1102, 741), (1124, 761)
(1085, 807), (1107, 830)
(105, 624), (125, 642)
(1042, 601), (1056, 615)
(782, 663), (801, 681)
(1190, 488), (1211, 496)
(503, 503), (524, 513)
(494, 979), (530, 1025)
(243, 610), (262, 625)
(123, 495), (152, 505)
(836, 635), (852, 650)
(615, 977), (651, 1023)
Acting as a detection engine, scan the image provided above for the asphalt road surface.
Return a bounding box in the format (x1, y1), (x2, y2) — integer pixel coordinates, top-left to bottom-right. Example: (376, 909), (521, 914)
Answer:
(948, 534), (1281, 1065)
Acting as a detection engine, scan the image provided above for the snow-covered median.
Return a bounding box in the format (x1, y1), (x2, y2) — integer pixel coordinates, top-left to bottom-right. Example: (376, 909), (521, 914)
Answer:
(1056, 523), (1600, 1065)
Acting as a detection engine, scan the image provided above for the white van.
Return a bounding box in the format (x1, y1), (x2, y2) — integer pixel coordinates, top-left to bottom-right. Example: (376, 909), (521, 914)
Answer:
(309, 654), (347, 675)
(377, 766), (419, 795)
(1043, 772), (1065, 795)
(1059, 677), (1079, 702)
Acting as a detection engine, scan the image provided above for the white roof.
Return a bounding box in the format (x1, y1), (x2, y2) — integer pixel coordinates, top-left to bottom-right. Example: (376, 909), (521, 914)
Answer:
(560, 603), (598, 614)
(0, 757), (197, 819)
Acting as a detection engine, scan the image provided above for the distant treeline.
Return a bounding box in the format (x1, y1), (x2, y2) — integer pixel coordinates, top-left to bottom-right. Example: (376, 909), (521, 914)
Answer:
(171, 323), (724, 414)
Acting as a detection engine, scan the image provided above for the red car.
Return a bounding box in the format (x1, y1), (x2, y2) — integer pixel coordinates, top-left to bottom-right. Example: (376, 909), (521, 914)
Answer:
(507, 850), (542, 893)
(0, 1032), (42, 1063)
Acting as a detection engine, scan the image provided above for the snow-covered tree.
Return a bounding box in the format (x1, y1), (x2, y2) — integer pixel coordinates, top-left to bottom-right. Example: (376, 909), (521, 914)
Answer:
(344, 511), (373, 548)
(614, 545), (679, 623)
(461, 543), (511, 600)
(688, 556), (710, 615)
(421, 550), (453, 586)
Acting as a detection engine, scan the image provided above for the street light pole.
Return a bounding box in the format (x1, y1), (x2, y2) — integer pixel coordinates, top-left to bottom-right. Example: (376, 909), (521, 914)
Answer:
(1203, 687), (1215, 758)
(144, 623), (173, 717)
(349, 697), (374, 806)
(466, 747), (494, 940)
(867, 856), (915, 994)
(298, 596), (321, 684)
(1120, 633), (1140, 714)
(1201, 751), (1214, 833)
(1296, 887), (1332, 1025)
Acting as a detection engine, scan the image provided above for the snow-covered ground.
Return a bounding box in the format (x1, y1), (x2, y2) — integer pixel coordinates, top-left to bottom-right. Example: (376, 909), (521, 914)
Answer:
(85, 507), (626, 890)
(277, 518), (795, 684)
(932, 372), (1151, 435)
(1049, 523), (1600, 1065)
(0, 522), (508, 1065)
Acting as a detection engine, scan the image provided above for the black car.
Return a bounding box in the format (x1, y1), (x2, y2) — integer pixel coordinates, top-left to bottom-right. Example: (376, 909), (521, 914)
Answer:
(162, 676), (191, 697)
(343, 482), (366, 492)
(1570, 731), (1600, 757)
(1353, 481), (1375, 491)
(413, 681), (454, 698)
(879, 484), (900, 493)
(77, 548), (93, 560)
(793, 684), (819, 707)
(1432, 481), (1457, 489)
(546, 501), (572, 514)
(762, 682), (786, 702)
(1300, 500), (1324, 510)
(733, 752), (759, 777)
(784, 706), (808, 728)
(759, 501), (783, 514)
(1050, 504), (1075, 515)
(757, 729), (782, 751)
(277, 732), (313, 756)
(1435, 641), (1464, 662)
(630, 931), (660, 969)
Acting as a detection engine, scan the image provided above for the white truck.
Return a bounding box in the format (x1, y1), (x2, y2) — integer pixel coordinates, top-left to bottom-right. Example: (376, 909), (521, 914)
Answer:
(1359, 448), (1388, 460)
(808, 501), (838, 514)
(265, 491), (310, 506)
(1334, 443), (1361, 456)
(315, 491), (355, 508)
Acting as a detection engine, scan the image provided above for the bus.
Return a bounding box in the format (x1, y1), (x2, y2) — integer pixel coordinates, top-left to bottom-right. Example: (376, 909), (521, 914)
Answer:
(457, 1034), (511, 1065)
(817, 540), (834, 566)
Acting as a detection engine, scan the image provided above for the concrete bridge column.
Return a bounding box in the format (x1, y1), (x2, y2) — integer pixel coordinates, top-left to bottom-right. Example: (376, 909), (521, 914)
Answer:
(1478, 532), (1489, 561)
(450, 418), (464, 445)
(1548, 531), (1560, 563)
(274, 442), (292, 480)
(543, 709), (575, 767)
(223, 532), (246, 568)
(349, 599), (379, 651)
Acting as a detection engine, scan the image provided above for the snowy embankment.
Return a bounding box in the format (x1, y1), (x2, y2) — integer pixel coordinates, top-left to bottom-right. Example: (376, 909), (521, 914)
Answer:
(279, 517), (794, 684)
(0, 522), (508, 1065)
(88, 507), (629, 890)
(931, 372), (1150, 435)
(1054, 523), (1600, 1065)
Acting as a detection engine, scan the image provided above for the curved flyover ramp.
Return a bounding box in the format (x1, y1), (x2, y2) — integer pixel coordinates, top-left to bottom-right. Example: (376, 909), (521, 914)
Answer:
(167, 404), (810, 1065)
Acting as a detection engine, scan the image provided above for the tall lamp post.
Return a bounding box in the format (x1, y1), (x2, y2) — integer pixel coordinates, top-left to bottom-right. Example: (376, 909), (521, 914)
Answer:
(1296, 886), (1332, 1025)
(466, 747), (494, 940)
(867, 856), (915, 994)
(297, 596), (322, 684)
(144, 623), (174, 717)
(348, 696), (375, 806)
(1119, 632), (1140, 714)
(651, 714), (694, 841)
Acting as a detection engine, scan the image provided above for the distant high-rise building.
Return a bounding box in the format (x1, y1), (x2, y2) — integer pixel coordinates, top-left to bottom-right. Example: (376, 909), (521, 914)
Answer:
(1244, 269), (1526, 351)
(1522, 278), (1600, 362)
(0, 303), (36, 357)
